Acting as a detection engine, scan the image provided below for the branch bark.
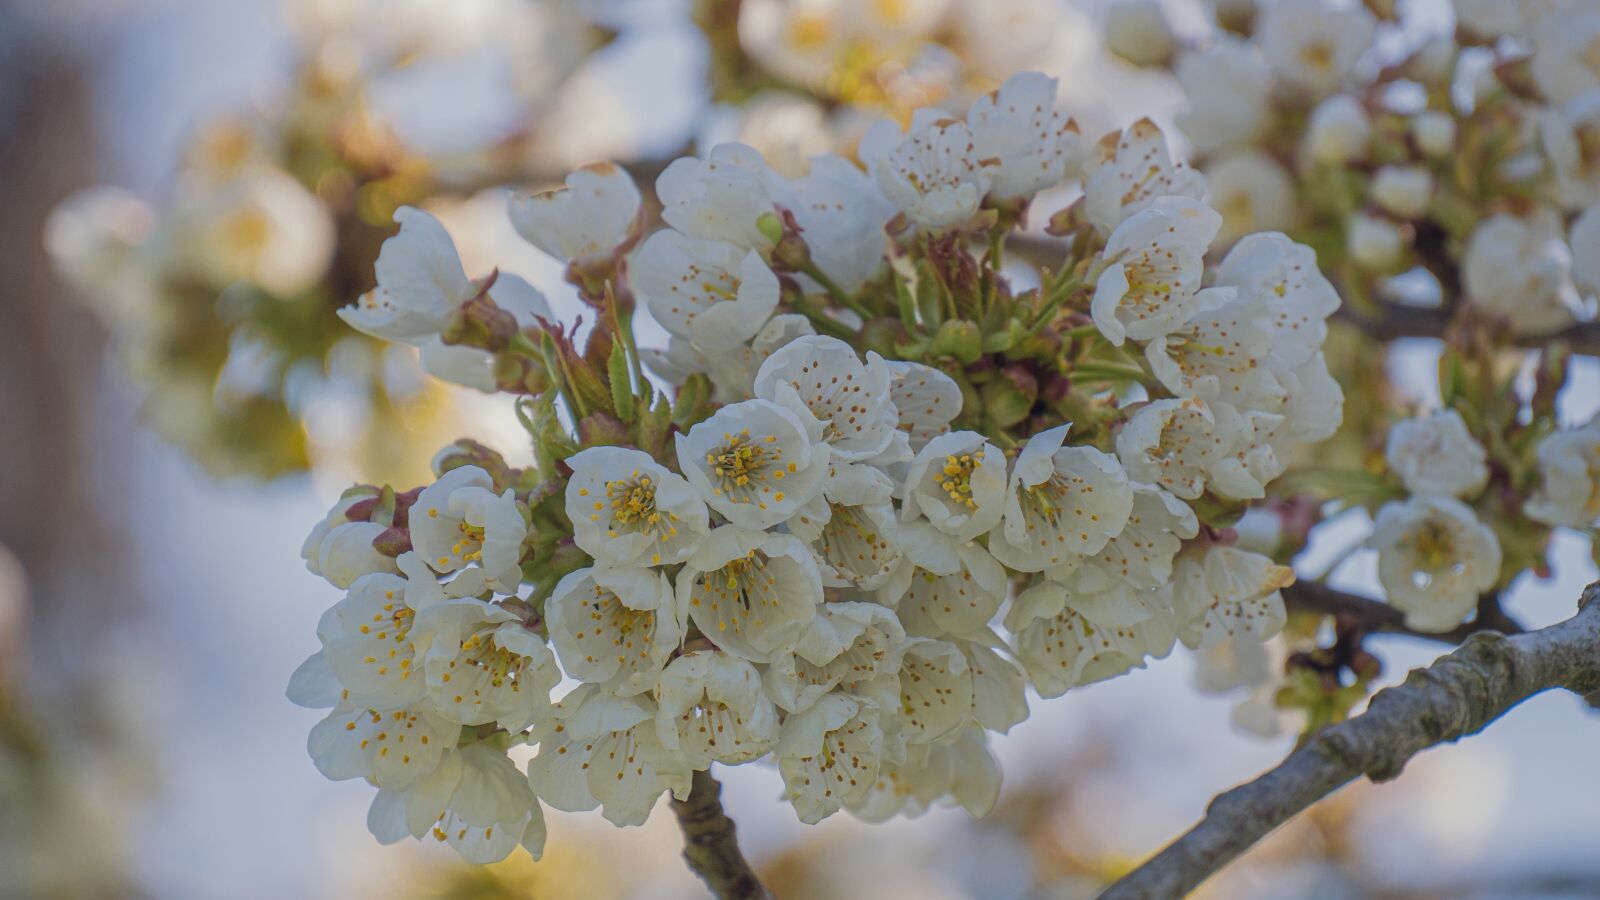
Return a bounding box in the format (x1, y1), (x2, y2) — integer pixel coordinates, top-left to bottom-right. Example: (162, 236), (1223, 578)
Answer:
(1099, 582), (1600, 900)
(670, 768), (770, 900)
(1334, 302), (1600, 355)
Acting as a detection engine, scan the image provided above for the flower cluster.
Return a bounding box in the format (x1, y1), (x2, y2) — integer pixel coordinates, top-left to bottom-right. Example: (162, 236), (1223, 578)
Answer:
(1111, 0), (1600, 333)
(290, 70), (1346, 862)
(45, 1), (603, 477)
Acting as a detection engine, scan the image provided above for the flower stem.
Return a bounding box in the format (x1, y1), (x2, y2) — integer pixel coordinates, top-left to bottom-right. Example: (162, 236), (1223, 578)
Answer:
(802, 262), (873, 321)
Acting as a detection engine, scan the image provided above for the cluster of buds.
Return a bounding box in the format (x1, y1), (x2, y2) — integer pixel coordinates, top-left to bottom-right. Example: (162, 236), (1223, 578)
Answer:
(289, 70), (1351, 863)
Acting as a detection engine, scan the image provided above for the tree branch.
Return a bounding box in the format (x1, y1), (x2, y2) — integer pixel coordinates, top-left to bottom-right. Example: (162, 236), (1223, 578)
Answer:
(1334, 303), (1600, 355)
(1284, 581), (1524, 644)
(1099, 581), (1600, 900)
(670, 768), (770, 900)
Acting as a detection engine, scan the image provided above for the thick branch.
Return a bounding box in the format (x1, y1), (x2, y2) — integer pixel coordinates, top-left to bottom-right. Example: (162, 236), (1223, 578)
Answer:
(1335, 303), (1600, 355)
(1285, 581), (1524, 644)
(1099, 582), (1600, 900)
(670, 768), (770, 900)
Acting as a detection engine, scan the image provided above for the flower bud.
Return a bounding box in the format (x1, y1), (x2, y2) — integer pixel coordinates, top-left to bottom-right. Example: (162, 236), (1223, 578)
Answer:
(432, 439), (515, 487)
(577, 411), (630, 447)
(442, 291), (519, 353)
(930, 319), (983, 365)
(1412, 111), (1456, 158)
(980, 365), (1038, 428)
(1347, 213), (1404, 269)
(1306, 95), (1371, 164)
(1104, 0), (1176, 68)
(755, 211), (784, 246)
(1370, 166), (1433, 219)
(769, 232), (812, 273)
(1213, 0), (1255, 33)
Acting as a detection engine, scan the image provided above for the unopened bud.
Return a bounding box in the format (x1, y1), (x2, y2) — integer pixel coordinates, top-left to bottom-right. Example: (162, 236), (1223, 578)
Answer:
(930, 319), (983, 365)
(756, 211), (784, 246)
(1412, 110), (1456, 158)
(980, 365), (1038, 428)
(1370, 166), (1434, 219)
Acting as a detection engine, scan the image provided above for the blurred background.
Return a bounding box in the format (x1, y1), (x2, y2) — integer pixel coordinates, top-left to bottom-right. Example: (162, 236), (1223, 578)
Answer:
(2, 0), (1598, 898)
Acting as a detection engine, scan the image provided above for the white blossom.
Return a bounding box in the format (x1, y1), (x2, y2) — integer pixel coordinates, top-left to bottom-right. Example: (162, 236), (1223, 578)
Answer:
(633, 231), (782, 353)
(900, 431), (1008, 541)
(1116, 398), (1245, 500)
(1176, 38), (1273, 156)
(766, 154), (897, 293)
(676, 398), (830, 529)
(1541, 94), (1600, 211)
(887, 361), (962, 451)
(1385, 410), (1490, 499)
(316, 572), (431, 711)
(1082, 118), (1206, 234)
(1371, 166), (1434, 219)
(1369, 496), (1502, 633)
(1347, 213), (1404, 270)
(178, 164), (335, 298)
(1103, 0), (1176, 67)
(1144, 287), (1286, 410)
(1257, 0), (1375, 97)
(338, 206), (477, 344)
(1305, 94), (1371, 164)
(1089, 483), (1199, 590)
(655, 650), (780, 768)
(775, 693), (884, 824)
(677, 527), (822, 662)
(965, 71), (1083, 200)
(988, 424), (1133, 572)
(564, 446), (709, 568)
(1530, 9), (1600, 107)
(869, 117), (992, 230)
(850, 727), (1001, 821)
(509, 161), (641, 264)
(306, 501), (399, 589)
(1213, 232), (1341, 367)
(893, 638), (974, 745)
(1412, 111), (1457, 159)
(885, 522), (1008, 639)
(1207, 150), (1299, 248)
(657, 143), (779, 250)
(765, 600), (907, 713)
(411, 465), (526, 591)
(369, 743), (545, 863)
(545, 566), (682, 696)
(1524, 415), (1600, 527)
(307, 703), (460, 789)
(1092, 196), (1222, 346)
(1005, 566), (1176, 696)
(527, 685), (691, 827)
(1171, 545), (1292, 650)
(754, 335), (898, 462)
(1462, 209), (1578, 335)
(787, 463), (902, 590)
(414, 596), (560, 730)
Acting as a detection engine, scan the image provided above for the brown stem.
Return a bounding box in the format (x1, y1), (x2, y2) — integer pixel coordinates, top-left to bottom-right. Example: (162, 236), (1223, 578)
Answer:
(669, 768), (770, 900)
(1334, 302), (1600, 355)
(1098, 582), (1600, 899)
(1285, 581), (1525, 644)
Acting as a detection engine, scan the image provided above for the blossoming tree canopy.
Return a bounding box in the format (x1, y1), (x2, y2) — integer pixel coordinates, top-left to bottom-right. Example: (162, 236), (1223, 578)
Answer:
(287, 68), (1345, 868)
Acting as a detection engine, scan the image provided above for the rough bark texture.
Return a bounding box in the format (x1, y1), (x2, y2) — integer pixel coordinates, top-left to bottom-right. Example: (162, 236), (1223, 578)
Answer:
(670, 769), (770, 900)
(1099, 583), (1600, 900)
